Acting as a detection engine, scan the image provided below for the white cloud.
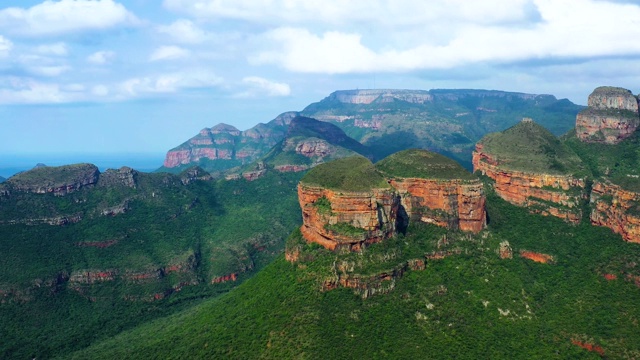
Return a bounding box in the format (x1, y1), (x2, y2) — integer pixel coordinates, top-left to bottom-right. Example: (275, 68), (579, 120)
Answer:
(0, 77), (71, 104)
(157, 19), (208, 44)
(238, 76), (291, 97)
(0, 0), (139, 37)
(92, 85), (109, 96)
(35, 42), (67, 56)
(0, 36), (13, 57)
(250, 0), (640, 74)
(28, 65), (71, 77)
(87, 50), (115, 65)
(120, 71), (223, 96)
(149, 45), (190, 62)
(163, 0), (539, 27)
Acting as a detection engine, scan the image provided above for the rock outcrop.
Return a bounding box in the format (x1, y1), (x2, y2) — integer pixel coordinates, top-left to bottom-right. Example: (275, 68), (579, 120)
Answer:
(4, 163), (100, 196)
(162, 112), (296, 171)
(326, 89), (434, 105)
(590, 180), (640, 243)
(298, 151), (487, 251)
(473, 120), (588, 223)
(576, 86), (640, 144)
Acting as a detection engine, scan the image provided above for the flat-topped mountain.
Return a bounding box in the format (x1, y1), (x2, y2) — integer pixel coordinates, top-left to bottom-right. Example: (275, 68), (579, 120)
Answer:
(297, 150), (486, 251)
(301, 88), (582, 167)
(575, 86), (640, 144)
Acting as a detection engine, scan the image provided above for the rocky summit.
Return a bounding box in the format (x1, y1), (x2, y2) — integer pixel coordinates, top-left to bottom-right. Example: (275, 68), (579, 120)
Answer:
(297, 150), (486, 251)
(575, 86), (640, 144)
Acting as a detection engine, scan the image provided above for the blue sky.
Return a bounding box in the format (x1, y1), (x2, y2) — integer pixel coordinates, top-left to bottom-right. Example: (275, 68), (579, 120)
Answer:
(1, 0), (640, 162)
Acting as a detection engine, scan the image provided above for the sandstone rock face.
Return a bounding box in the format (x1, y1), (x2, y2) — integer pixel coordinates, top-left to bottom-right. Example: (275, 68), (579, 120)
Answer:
(576, 86), (640, 144)
(590, 180), (640, 243)
(389, 178), (486, 233)
(473, 144), (586, 223)
(298, 184), (400, 251)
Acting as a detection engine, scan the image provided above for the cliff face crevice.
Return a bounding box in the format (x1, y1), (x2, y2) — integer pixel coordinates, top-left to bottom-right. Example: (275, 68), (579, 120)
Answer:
(576, 86), (640, 144)
(473, 144), (586, 223)
(389, 178), (486, 233)
(590, 180), (640, 243)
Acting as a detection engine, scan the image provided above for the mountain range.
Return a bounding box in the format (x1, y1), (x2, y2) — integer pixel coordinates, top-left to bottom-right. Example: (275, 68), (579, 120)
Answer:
(1, 86), (640, 359)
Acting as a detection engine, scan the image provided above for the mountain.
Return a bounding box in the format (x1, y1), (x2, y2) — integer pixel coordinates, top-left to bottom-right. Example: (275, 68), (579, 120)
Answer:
(159, 112), (297, 174)
(296, 150), (486, 252)
(0, 175), (5, 183)
(159, 88), (583, 174)
(476, 86), (640, 243)
(227, 116), (372, 180)
(300, 89), (583, 168)
(68, 158), (640, 359)
(0, 163), (303, 358)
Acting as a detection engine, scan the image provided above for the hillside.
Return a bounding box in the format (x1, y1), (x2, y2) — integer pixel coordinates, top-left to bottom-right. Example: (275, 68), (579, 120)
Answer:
(476, 119), (586, 175)
(301, 89), (583, 168)
(0, 165), (302, 358)
(68, 191), (640, 359)
(299, 155), (388, 192)
(375, 148), (476, 180)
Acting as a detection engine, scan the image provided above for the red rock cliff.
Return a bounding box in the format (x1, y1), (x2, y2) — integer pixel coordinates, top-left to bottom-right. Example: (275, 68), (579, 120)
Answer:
(298, 184), (399, 251)
(590, 180), (640, 243)
(576, 86), (640, 144)
(389, 178), (486, 233)
(473, 143), (586, 223)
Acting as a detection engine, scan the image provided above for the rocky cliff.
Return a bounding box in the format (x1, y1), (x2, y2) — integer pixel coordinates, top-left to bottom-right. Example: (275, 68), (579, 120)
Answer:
(473, 119), (588, 223)
(4, 163), (100, 196)
(298, 151), (487, 251)
(590, 180), (640, 243)
(376, 149), (486, 233)
(576, 86), (640, 144)
(161, 112), (296, 172)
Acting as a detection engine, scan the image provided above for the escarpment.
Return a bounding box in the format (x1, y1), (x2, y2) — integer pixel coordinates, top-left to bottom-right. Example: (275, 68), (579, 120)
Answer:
(474, 119), (588, 223)
(576, 86), (640, 144)
(298, 151), (487, 251)
(590, 181), (640, 243)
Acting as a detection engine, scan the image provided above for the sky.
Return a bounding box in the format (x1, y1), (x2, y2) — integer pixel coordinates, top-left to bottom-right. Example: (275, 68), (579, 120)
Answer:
(1, 0), (640, 168)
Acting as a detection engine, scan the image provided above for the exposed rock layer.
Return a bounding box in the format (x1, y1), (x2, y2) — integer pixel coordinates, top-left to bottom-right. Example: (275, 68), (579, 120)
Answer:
(590, 180), (640, 243)
(576, 86), (640, 144)
(473, 143), (585, 223)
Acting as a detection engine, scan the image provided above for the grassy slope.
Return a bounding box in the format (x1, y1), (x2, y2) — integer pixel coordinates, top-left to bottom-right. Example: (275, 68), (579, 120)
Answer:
(0, 171), (302, 359)
(564, 130), (640, 191)
(68, 188), (640, 359)
(375, 148), (476, 180)
(300, 156), (390, 192)
(479, 121), (587, 175)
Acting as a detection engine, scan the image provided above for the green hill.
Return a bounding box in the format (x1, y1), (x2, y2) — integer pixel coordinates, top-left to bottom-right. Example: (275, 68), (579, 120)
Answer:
(67, 190), (640, 359)
(376, 149), (476, 180)
(478, 119), (587, 175)
(300, 156), (389, 192)
(0, 166), (302, 359)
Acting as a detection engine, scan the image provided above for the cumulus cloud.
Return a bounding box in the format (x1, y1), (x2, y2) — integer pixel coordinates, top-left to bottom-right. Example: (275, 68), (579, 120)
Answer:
(120, 71), (223, 96)
(149, 45), (190, 62)
(0, 36), (13, 57)
(0, 77), (72, 104)
(34, 42), (68, 56)
(87, 50), (115, 65)
(250, 0), (640, 74)
(157, 19), (209, 44)
(0, 0), (139, 37)
(163, 0), (540, 27)
(237, 76), (291, 97)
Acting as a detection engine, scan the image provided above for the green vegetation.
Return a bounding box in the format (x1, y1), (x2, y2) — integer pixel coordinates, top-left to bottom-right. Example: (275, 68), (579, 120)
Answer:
(324, 222), (366, 238)
(479, 120), (588, 175)
(5, 163), (98, 189)
(564, 131), (640, 191)
(376, 149), (477, 180)
(67, 185), (640, 359)
(300, 156), (390, 191)
(0, 169), (302, 359)
(312, 196), (332, 215)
